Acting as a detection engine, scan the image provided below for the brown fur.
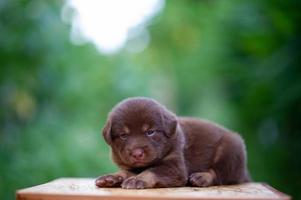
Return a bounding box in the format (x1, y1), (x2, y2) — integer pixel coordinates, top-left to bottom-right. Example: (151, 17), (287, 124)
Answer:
(95, 97), (251, 189)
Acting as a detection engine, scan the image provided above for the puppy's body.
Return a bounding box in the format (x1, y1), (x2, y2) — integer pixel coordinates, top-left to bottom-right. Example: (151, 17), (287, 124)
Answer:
(180, 118), (250, 185)
(96, 97), (250, 189)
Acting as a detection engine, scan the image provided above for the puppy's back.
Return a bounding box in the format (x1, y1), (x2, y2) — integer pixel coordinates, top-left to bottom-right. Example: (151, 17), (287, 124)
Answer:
(179, 117), (228, 147)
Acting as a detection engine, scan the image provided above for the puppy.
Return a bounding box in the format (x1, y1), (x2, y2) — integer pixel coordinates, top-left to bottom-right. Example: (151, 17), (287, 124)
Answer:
(95, 97), (251, 189)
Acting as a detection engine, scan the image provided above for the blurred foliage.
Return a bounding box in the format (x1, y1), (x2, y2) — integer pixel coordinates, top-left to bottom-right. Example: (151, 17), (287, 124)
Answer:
(0, 0), (301, 199)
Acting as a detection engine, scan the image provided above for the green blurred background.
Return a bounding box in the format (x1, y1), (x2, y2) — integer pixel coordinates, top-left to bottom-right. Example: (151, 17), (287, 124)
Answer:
(1, 0), (300, 199)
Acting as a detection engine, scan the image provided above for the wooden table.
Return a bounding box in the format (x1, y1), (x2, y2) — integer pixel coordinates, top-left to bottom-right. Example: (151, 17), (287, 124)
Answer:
(16, 178), (291, 200)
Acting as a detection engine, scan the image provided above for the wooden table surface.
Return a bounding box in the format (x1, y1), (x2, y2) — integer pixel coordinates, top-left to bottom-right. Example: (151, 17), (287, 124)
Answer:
(16, 178), (291, 200)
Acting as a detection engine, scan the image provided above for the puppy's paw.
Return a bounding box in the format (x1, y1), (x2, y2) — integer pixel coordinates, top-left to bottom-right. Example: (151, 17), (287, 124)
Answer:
(189, 172), (214, 187)
(121, 177), (147, 189)
(95, 175), (123, 187)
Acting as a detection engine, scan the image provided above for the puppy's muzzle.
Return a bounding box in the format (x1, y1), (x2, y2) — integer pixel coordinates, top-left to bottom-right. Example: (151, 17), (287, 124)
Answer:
(129, 148), (145, 161)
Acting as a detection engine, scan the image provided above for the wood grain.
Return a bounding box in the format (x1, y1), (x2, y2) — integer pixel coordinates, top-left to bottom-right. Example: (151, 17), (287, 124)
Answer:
(16, 178), (291, 200)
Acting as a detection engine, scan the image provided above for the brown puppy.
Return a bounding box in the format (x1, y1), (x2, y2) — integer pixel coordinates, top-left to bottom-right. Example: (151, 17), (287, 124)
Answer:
(95, 97), (251, 189)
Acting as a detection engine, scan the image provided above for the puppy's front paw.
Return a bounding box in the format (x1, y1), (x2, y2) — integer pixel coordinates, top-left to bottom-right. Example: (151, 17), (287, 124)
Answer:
(95, 175), (123, 187)
(121, 177), (147, 189)
(189, 172), (214, 187)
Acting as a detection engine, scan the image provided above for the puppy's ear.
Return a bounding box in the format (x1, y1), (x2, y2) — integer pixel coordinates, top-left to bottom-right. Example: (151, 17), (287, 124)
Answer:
(102, 118), (112, 145)
(161, 110), (178, 137)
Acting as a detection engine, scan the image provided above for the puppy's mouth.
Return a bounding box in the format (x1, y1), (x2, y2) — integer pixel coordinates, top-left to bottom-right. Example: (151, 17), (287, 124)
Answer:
(130, 160), (151, 167)
(129, 157), (158, 168)
(132, 161), (147, 167)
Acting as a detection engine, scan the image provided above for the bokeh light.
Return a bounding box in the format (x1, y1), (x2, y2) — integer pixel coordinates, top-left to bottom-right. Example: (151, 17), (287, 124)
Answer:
(62, 0), (164, 54)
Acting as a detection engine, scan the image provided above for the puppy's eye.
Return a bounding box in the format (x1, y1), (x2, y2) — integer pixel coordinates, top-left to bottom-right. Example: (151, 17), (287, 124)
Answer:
(119, 133), (128, 140)
(145, 130), (156, 137)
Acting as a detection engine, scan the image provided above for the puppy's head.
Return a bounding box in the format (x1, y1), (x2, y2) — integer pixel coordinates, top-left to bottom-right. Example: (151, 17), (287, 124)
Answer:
(102, 97), (177, 169)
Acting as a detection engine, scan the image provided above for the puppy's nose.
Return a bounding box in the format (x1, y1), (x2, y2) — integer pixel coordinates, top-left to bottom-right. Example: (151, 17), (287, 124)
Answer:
(131, 148), (145, 160)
